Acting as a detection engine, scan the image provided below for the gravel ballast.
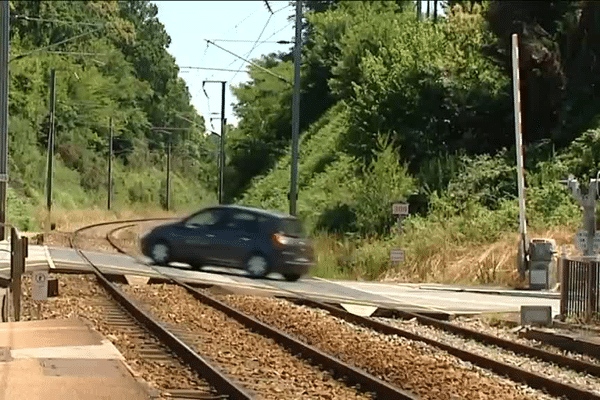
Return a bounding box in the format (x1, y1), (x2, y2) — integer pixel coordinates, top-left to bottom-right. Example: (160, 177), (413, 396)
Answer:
(218, 294), (559, 400)
(18, 273), (215, 398)
(377, 316), (600, 396)
(453, 316), (600, 365)
(121, 283), (374, 400)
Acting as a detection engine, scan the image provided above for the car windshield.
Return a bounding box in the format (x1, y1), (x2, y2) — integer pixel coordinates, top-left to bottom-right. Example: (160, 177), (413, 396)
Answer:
(279, 218), (305, 238)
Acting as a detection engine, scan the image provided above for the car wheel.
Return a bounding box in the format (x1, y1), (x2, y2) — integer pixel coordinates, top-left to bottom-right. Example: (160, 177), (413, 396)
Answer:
(191, 262), (204, 271)
(283, 273), (301, 282)
(245, 254), (270, 278)
(150, 240), (171, 266)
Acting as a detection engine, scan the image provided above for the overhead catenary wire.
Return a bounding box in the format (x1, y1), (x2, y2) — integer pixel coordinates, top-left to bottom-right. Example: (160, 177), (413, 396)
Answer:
(222, 3), (284, 71)
(258, 22), (294, 46)
(205, 39), (291, 85)
(226, 21), (294, 77)
(230, 13), (273, 81)
(211, 39), (284, 44)
(11, 14), (106, 27)
(10, 26), (105, 62)
(264, 1), (274, 15)
(181, 66), (247, 73)
(37, 51), (109, 56)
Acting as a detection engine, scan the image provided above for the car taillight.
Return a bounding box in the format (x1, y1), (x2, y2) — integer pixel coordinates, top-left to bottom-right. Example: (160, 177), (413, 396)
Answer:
(272, 233), (291, 247)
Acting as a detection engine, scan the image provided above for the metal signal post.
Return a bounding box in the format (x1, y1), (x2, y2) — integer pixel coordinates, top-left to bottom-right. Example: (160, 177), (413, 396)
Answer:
(107, 118), (113, 210)
(203, 80), (226, 205)
(0, 1), (8, 239)
(289, 0), (302, 216)
(166, 134), (171, 211)
(46, 68), (56, 213)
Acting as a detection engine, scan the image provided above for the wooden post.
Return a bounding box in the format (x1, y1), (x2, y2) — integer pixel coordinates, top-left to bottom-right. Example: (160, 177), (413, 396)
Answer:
(10, 227), (23, 321)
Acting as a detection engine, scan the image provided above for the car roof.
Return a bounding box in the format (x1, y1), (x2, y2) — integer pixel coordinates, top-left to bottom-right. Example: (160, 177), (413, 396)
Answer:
(214, 204), (295, 220)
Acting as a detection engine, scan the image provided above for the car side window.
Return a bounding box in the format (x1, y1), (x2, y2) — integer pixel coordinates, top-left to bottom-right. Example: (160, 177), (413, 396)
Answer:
(226, 212), (259, 233)
(185, 209), (224, 228)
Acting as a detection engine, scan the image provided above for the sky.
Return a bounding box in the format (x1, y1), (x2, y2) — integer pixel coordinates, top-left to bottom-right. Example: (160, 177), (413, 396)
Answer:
(154, 1), (295, 131)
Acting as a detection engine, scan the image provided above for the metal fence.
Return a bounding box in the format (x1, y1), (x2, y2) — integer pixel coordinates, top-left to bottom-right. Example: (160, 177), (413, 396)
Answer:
(560, 257), (600, 320)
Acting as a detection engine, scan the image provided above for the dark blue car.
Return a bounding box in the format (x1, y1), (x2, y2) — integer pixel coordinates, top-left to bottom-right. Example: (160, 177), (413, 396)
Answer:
(140, 205), (314, 281)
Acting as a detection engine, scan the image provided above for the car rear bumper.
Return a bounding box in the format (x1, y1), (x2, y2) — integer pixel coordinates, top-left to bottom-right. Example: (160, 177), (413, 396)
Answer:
(272, 258), (314, 276)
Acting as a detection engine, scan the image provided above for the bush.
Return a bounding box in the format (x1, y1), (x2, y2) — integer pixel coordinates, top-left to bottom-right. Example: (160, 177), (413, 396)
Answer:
(350, 135), (415, 235)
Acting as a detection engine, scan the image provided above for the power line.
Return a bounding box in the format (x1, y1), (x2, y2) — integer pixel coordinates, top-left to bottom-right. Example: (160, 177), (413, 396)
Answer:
(273, 4), (291, 14)
(39, 51), (109, 56)
(258, 22), (294, 46)
(223, 5), (261, 36)
(181, 66), (249, 73)
(231, 13), (273, 81)
(223, 3), (274, 71)
(212, 39), (283, 44)
(10, 26), (105, 62)
(226, 21), (294, 79)
(264, 1), (274, 14)
(11, 15), (105, 27)
(205, 39), (291, 84)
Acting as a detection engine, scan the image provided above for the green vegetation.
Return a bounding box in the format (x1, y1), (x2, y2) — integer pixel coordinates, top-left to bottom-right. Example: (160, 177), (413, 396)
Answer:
(226, 1), (599, 284)
(6, 1), (600, 285)
(7, 0), (217, 230)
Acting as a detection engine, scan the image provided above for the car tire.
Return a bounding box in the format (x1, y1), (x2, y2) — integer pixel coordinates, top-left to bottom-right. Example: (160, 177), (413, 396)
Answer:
(150, 240), (171, 266)
(245, 253), (270, 278)
(191, 262), (204, 271)
(283, 273), (301, 282)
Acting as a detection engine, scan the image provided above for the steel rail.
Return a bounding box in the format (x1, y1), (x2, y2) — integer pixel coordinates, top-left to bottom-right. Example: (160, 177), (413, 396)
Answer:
(72, 222), (256, 400)
(105, 222), (421, 400)
(106, 220), (600, 399)
(291, 298), (600, 400)
(101, 220), (600, 400)
(387, 309), (600, 378)
(520, 328), (600, 360)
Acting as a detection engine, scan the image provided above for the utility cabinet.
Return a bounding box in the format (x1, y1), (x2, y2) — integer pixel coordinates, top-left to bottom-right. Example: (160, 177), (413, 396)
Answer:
(529, 238), (557, 290)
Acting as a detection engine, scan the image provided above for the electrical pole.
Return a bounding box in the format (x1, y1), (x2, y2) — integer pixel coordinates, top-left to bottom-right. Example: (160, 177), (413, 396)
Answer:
(46, 68), (56, 214)
(166, 134), (171, 211)
(220, 82), (226, 205)
(512, 34), (529, 278)
(203, 80), (227, 205)
(107, 117), (113, 210)
(0, 1), (9, 240)
(289, 0), (302, 216)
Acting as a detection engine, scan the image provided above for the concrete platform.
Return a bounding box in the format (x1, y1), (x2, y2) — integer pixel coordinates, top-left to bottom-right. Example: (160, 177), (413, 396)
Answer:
(0, 318), (151, 400)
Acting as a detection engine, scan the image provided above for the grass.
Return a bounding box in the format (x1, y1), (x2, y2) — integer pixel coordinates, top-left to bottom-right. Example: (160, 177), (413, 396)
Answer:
(22, 205), (194, 234)
(311, 226), (578, 287)
(8, 196), (577, 289)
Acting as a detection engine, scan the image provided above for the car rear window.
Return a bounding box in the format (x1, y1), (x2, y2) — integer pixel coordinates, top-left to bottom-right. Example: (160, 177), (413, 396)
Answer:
(279, 218), (306, 238)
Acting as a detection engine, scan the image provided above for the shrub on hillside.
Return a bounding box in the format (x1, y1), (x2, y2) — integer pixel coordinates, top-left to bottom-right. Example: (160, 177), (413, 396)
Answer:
(350, 135), (415, 235)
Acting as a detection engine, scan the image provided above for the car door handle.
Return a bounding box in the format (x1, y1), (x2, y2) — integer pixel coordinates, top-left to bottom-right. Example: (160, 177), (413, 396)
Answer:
(206, 234), (215, 238)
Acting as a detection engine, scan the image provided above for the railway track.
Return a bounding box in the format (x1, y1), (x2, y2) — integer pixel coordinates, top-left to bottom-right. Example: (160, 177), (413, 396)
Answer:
(107, 220), (600, 400)
(72, 220), (420, 400)
(99, 220), (590, 399)
(72, 221), (255, 400)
